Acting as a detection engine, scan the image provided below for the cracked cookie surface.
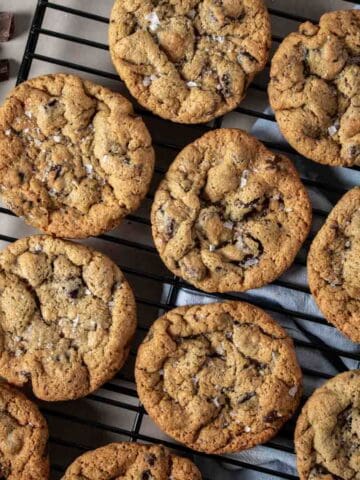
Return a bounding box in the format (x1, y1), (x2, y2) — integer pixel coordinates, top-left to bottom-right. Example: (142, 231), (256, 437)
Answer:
(0, 235), (137, 401)
(0, 382), (49, 480)
(151, 129), (312, 293)
(295, 370), (360, 480)
(109, 0), (271, 124)
(308, 187), (360, 343)
(61, 442), (202, 479)
(0, 73), (154, 238)
(269, 10), (360, 167)
(135, 301), (302, 454)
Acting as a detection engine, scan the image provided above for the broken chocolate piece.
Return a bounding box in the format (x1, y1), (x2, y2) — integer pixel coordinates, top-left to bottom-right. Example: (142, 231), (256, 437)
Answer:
(0, 12), (14, 42)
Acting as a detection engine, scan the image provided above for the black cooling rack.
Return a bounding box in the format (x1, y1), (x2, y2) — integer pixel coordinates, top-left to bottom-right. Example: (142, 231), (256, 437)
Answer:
(0, 0), (358, 478)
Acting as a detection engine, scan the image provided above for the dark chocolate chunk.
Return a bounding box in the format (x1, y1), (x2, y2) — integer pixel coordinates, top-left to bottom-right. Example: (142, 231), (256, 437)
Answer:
(141, 471), (152, 480)
(0, 12), (15, 42)
(69, 288), (79, 299)
(264, 410), (279, 423)
(147, 454), (156, 466)
(0, 59), (9, 82)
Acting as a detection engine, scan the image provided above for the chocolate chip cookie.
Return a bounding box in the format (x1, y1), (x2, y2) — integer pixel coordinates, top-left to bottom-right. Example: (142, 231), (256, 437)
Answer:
(135, 301), (302, 454)
(61, 442), (202, 479)
(151, 129), (312, 293)
(0, 382), (49, 480)
(0, 73), (154, 238)
(109, 0), (271, 124)
(0, 235), (137, 401)
(269, 10), (360, 167)
(308, 187), (360, 343)
(295, 370), (360, 480)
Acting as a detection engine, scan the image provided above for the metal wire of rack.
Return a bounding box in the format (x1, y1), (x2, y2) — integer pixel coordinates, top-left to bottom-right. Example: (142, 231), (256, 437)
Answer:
(0, 0), (359, 478)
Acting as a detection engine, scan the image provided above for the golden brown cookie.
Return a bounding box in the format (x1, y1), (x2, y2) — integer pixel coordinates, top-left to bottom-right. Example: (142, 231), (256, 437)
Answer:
(269, 10), (360, 167)
(0, 382), (49, 480)
(61, 442), (202, 479)
(0, 235), (137, 401)
(109, 0), (271, 124)
(308, 187), (360, 343)
(0, 73), (154, 238)
(135, 301), (302, 454)
(295, 370), (360, 480)
(151, 128), (312, 293)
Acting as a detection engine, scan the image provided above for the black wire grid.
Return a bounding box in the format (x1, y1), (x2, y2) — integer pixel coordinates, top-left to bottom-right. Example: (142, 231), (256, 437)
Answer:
(0, 0), (358, 478)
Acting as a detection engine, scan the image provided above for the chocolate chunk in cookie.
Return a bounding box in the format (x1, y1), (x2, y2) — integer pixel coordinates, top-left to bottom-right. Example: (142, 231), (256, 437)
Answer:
(0, 382), (49, 480)
(0, 235), (137, 401)
(308, 187), (360, 343)
(151, 128), (312, 293)
(109, 0), (271, 123)
(0, 74), (154, 238)
(269, 10), (360, 167)
(135, 301), (302, 454)
(61, 442), (202, 479)
(295, 370), (360, 480)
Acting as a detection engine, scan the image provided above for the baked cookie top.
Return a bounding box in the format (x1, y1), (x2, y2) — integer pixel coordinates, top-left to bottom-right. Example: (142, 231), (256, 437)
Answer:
(135, 301), (302, 454)
(0, 382), (49, 480)
(109, 0), (271, 124)
(151, 129), (312, 293)
(295, 370), (360, 480)
(308, 187), (360, 343)
(0, 73), (154, 238)
(61, 442), (202, 479)
(0, 235), (137, 401)
(269, 10), (360, 167)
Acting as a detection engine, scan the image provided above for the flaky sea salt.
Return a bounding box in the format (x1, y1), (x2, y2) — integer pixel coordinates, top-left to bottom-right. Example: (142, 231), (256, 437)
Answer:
(53, 135), (62, 143)
(25, 111), (33, 119)
(212, 35), (225, 43)
(84, 288), (92, 295)
(223, 221), (234, 229)
(328, 125), (338, 136)
(84, 164), (93, 175)
(212, 397), (221, 408)
(209, 244), (216, 252)
(23, 128), (30, 134)
(142, 74), (158, 87)
(4, 129), (11, 136)
(328, 119), (340, 137)
(72, 316), (79, 328)
(243, 257), (259, 268)
(33, 244), (42, 252)
(187, 81), (198, 87)
(288, 386), (298, 397)
(244, 426), (251, 433)
(191, 375), (199, 386)
(145, 11), (161, 32)
(240, 169), (250, 188)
